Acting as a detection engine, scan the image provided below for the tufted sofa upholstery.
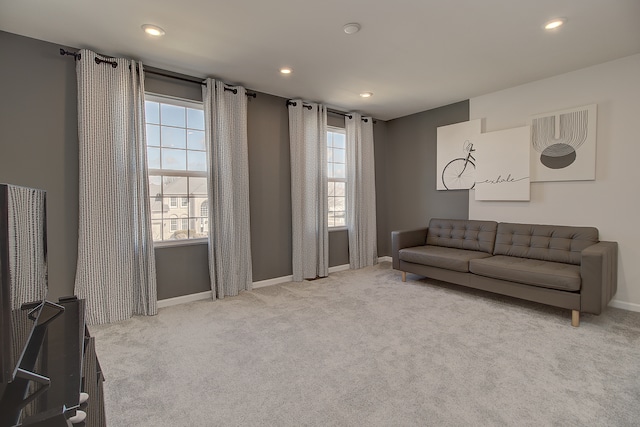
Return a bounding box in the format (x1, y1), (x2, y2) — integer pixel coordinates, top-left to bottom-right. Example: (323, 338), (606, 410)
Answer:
(493, 223), (598, 265)
(392, 219), (618, 326)
(426, 219), (497, 253)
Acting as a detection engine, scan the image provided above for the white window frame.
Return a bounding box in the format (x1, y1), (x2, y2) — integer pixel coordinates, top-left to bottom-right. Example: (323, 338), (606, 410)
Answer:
(146, 93), (209, 246)
(327, 126), (347, 231)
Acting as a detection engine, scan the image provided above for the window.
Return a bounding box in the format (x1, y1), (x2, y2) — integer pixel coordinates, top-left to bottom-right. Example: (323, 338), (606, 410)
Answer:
(200, 200), (208, 217)
(145, 94), (209, 242)
(327, 128), (346, 228)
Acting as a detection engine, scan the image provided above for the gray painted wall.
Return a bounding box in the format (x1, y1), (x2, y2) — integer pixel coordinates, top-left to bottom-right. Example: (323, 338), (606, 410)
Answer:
(0, 30), (467, 301)
(382, 101), (470, 243)
(0, 31), (79, 301)
(145, 68), (203, 101)
(247, 92), (294, 280)
(2, 31), (392, 301)
(155, 243), (210, 300)
(373, 120), (389, 256)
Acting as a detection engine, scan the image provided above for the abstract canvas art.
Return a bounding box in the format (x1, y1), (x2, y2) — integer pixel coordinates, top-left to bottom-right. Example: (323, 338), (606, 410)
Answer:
(529, 104), (597, 182)
(474, 126), (530, 201)
(436, 119), (482, 190)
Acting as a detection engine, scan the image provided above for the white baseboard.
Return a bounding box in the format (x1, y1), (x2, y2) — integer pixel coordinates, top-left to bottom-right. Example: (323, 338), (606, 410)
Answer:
(158, 260), (392, 308)
(329, 264), (350, 273)
(157, 290), (212, 308)
(609, 299), (640, 312)
(254, 266), (350, 288)
(158, 290), (640, 313)
(256, 262), (382, 287)
(253, 274), (293, 289)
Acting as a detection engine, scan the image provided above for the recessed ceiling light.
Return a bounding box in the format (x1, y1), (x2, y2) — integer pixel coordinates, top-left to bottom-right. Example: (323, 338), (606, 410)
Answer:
(544, 18), (566, 30)
(142, 24), (165, 37)
(343, 23), (361, 34)
(280, 67), (292, 74)
(360, 92), (373, 98)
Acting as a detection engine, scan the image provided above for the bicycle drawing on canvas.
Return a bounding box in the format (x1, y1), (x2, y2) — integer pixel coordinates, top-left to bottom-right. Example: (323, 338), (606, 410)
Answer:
(441, 140), (476, 190)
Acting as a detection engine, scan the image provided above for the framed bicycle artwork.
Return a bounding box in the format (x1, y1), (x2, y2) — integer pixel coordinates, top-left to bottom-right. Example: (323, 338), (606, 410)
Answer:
(436, 119), (481, 190)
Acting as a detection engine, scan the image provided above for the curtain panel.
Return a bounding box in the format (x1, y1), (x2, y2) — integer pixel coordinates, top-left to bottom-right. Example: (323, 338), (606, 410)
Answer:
(74, 49), (157, 325)
(203, 79), (253, 299)
(288, 100), (328, 281)
(346, 114), (378, 269)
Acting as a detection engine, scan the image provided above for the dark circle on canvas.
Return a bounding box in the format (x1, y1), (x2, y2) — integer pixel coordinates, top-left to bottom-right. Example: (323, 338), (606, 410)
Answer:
(541, 144), (576, 169)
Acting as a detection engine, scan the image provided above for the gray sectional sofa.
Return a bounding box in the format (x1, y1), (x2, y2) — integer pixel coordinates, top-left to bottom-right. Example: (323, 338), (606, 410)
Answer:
(392, 218), (618, 326)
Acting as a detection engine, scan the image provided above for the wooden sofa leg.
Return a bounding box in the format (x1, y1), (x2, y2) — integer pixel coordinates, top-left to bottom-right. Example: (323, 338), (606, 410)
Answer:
(401, 271), (406, 282)
(571, 310), (580, 327)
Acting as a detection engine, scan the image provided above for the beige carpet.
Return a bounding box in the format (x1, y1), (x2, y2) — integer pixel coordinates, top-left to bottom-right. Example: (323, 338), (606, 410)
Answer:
(90, 262), (640, 426)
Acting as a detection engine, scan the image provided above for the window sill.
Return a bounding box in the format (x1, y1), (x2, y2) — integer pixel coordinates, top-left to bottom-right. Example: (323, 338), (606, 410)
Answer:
(153, 238), (208, 249)
(329, 226), (348, 232)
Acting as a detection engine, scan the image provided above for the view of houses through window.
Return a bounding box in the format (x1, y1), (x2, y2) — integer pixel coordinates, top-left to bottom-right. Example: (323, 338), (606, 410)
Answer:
(145, 95), (209, 242)
(327, 128), (346, 228)
(145, 100), (346, 238)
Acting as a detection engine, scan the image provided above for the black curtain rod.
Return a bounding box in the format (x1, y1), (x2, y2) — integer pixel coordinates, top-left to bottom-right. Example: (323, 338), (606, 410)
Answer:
(144, 69), (256, 97)
(328, 108), (352, 119)
(59, 48), (257, 98)
(60, 48), (80, 60)
(146, 69), (203, 85)
(286, 100), (375, 123)
(145, 69), (256, 97)
(286, 100), (314, 111)
(59, 48), (116, 68)
(96, 57), (118, 68)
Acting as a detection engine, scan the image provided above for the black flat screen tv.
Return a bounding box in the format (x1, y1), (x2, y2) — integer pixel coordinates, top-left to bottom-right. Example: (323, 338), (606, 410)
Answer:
(0, 184), (49, 385)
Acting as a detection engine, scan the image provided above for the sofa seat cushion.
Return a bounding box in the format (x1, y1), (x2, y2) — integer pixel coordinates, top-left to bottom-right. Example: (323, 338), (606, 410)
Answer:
(399, 245), (493, 273)
(469, 255), (581, 291)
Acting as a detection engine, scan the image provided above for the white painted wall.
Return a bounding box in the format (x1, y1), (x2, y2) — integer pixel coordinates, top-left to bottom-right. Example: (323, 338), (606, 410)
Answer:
(469, 54), (640, 311)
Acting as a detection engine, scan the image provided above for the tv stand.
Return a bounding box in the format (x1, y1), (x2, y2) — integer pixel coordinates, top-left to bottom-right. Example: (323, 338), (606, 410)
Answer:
(0, 298), (106, 427)
(11, 300), (66, 392)
(14, 369), (50, 387)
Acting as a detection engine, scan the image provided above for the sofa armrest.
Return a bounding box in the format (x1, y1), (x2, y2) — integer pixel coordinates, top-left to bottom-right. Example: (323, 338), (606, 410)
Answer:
(580, 241), (618, 314)
(391, 228), (428, 270)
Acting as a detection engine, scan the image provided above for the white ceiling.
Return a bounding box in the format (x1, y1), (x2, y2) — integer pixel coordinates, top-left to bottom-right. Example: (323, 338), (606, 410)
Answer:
(2, 0), (639, 120)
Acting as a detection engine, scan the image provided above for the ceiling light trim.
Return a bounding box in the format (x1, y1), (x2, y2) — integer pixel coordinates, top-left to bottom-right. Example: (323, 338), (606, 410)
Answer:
(544, 18), (567, 30)
(142, 24), (166, 37)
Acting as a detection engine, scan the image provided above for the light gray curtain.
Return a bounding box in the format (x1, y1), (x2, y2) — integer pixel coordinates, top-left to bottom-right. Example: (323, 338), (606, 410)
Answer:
(203, 79), (253, 299)
(346, 113), (378, 269)
(288, 100), (328, 281)
(4, 185), (47, 310)
(74, 49), (157, 325)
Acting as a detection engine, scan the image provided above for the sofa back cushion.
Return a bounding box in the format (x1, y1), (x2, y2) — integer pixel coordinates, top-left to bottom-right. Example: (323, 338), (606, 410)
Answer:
(426, 219), (498, 254)
(494, 223), (598, 265)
